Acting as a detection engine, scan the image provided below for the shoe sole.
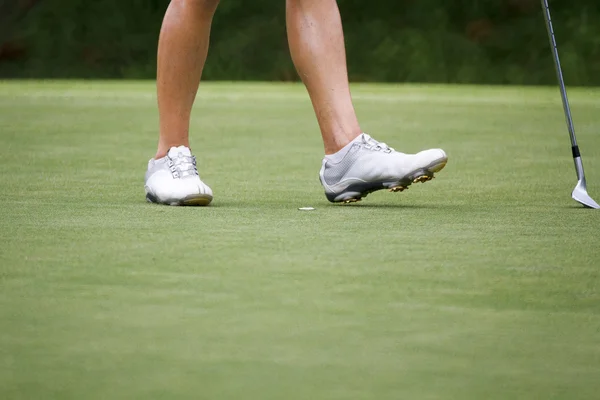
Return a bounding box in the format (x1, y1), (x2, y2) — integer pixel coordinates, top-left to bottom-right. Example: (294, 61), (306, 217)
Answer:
(326, 158), (448, 204)
(146, 192), (213, 206)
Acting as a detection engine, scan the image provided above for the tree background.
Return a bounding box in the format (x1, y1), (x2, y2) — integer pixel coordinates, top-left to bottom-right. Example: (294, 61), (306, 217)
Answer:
(1, 0), (599, 85)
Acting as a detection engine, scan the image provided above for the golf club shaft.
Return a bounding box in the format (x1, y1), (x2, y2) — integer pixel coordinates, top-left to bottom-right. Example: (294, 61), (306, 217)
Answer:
(541, 0), (583, 169)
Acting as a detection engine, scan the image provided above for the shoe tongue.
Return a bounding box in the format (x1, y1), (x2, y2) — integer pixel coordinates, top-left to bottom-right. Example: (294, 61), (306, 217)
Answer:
(168, 146), (191, 158)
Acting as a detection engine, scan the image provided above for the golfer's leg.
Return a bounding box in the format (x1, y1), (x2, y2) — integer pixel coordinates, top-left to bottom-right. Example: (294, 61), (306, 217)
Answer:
(156, 0), (219, 159)
(145, 0), (218, 206)
(286, 0), (361, 155)
(287, 0), (448, 203)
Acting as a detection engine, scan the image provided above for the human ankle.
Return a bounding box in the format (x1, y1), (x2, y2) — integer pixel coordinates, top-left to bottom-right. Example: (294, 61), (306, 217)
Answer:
(155, 143), (190, 159)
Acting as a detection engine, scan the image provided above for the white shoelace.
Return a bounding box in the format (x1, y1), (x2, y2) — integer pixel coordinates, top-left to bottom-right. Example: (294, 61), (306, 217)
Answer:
(363, 134), (394, 153)
(167, 153), (199, 179)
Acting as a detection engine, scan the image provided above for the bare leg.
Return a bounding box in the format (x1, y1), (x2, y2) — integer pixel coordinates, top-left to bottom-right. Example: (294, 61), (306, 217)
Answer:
(156, 0), (220, 159)
(286, 0), (361, 155)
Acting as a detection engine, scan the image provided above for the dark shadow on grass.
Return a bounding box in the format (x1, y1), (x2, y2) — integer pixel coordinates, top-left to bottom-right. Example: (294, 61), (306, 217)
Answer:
(140, 200), (231, 209)
(561, 205), (599, 210)
(139, 199), (464, 210)
(334, 203), (444, 209)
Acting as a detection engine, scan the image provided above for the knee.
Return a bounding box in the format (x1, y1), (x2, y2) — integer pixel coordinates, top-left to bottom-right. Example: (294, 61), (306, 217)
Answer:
(170, 0), (220, 14)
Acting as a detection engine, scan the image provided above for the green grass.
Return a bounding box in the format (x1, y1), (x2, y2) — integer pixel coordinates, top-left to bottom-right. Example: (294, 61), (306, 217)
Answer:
(1, 81), (599, 399)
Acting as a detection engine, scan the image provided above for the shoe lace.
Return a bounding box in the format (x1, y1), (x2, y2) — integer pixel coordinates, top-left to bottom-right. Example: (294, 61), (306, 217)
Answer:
(363, 133), (394, 153)
(166, 152), (199, 179)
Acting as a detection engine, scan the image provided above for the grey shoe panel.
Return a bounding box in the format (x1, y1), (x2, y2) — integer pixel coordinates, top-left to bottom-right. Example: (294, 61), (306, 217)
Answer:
(322, 144), (363, 186)
(321, 146), (406, 189)
(145, 157), (167, 182)
(145, 151), (200, 184)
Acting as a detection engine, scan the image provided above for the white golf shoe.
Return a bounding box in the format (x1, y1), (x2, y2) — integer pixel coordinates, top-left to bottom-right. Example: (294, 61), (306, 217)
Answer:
(145, 146), (213, 206)
(319, 133), (447, 203)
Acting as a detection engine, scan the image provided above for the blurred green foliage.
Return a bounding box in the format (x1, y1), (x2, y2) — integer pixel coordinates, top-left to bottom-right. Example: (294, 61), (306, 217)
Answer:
(1, 0), (599, 84)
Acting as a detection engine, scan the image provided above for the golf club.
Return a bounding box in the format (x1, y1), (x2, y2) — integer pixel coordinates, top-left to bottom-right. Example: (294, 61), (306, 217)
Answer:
(541, 0), (599, 209)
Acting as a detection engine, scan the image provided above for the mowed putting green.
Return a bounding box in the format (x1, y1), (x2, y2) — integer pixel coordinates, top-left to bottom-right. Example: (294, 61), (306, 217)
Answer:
(1, 81), (599, 399)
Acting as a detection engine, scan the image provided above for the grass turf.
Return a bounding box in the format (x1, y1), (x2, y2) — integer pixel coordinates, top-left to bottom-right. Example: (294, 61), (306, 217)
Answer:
(1, 81), (599, 399)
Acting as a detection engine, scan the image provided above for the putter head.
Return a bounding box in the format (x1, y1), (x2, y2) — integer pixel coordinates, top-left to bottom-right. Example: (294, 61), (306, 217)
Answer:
(572, 180), (600, 209)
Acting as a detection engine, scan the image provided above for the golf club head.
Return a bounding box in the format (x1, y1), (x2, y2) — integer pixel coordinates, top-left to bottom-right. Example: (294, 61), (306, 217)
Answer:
(572, 180), (600, 209)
